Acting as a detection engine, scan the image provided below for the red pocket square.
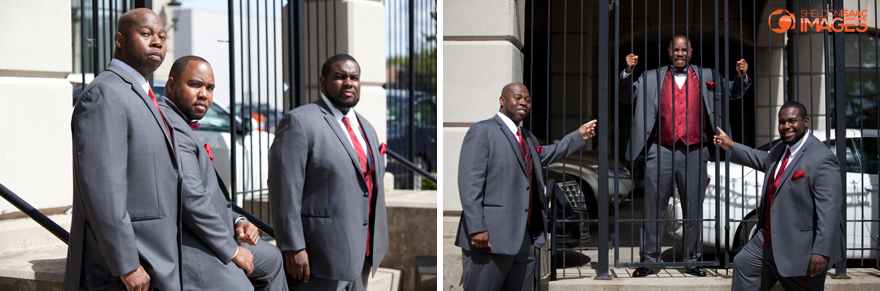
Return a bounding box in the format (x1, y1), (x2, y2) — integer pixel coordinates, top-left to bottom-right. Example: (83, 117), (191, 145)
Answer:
(792, 170), (805, 180)
(379, 143), (387, 155)
(706, 82), (716, 90)
(204, 143), (214, 163)
(536, 146), (542, 155)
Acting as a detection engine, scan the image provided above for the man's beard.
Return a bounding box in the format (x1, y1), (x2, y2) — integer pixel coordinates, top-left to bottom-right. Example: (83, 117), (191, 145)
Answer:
(785, 130), (808, 145)
(327, 94), (359, 109)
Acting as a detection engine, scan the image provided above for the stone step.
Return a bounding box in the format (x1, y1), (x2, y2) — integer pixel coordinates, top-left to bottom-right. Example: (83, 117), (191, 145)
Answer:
(0, 214), (70, 259)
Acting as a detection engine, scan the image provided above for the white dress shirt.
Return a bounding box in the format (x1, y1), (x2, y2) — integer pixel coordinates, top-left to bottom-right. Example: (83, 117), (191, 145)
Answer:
(496, 112), (521, 143)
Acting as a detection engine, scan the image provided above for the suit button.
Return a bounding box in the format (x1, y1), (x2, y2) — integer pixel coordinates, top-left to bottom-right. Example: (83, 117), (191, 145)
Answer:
(364, 192), (369, 197)
(363, 220), (368, 226)
(226, 201), (232, 208)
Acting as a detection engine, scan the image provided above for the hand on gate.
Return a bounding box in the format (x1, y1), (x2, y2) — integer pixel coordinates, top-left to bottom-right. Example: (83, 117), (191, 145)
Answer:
(625, 54), (639, 74)
(714, 127), (734, 150)
(736, 59), (749, 78)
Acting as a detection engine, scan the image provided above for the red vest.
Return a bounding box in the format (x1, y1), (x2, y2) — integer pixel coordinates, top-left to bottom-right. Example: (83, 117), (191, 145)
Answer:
(655, 67), (706, 146)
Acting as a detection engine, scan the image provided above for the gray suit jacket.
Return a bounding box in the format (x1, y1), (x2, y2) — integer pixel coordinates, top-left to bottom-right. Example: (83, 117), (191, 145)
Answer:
(268, 99), (388, 281)
(619, 65), (750, 162)
(66, 63), (181, 291)
(160, 99), (253, 290)
(455, 115), (587, 255)
(730, 134), (844, 277)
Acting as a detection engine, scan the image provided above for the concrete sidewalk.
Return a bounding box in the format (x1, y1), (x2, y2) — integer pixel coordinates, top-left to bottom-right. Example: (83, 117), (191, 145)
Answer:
(443, 216), (880, 290)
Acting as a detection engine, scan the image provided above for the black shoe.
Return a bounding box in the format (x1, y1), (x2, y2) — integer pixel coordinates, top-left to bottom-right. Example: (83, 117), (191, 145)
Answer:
(632, 267), (655, 277)
(685, 266), (707, 276)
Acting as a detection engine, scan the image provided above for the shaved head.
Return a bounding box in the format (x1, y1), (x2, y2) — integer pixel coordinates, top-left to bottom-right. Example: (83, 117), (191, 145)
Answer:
(501, 82), (528, 97)
(113, 8), (166, 78)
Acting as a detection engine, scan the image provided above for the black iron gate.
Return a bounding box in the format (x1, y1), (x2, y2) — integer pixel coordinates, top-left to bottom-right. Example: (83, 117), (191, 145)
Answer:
(528, 0), (880, 280)
(225, 0), (437, 226)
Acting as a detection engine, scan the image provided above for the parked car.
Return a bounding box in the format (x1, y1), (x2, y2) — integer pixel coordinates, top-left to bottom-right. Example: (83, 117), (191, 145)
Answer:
(385, 89), (437, 189)
(546, 155), (635, 246)
(667, 129), (879, 259)
(235, 103), (284, 133)
(192, 102), (274, 204)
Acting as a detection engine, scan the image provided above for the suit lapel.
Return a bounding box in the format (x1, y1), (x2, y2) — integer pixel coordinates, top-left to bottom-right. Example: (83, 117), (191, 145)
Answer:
(774, 135), (814, 194)
(318, 99), (367, 182)
(107, 65), (175, 157)
(494, 115), (527, 176)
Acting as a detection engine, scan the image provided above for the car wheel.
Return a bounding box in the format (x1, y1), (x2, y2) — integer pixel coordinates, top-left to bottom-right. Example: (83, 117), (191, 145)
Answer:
(732, 210), (758, 253)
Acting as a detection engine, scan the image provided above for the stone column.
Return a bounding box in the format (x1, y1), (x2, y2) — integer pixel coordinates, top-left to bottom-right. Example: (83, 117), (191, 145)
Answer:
(754, 1), (788, 146)
(443, 0), (527, 288)
(0, 0), (72, 215)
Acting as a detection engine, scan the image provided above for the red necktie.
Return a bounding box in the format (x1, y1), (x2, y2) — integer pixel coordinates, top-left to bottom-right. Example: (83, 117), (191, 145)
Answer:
(148, 87), (173, 143)
(342, 117), (374, 255)
(189, 121), (201, 130)
(517, 129), (534, 227)
(763, 148), (791, 246)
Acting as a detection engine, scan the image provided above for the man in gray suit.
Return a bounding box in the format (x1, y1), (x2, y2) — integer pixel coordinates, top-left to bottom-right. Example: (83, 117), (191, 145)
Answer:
(160, 55), (288, 291)
(269, 54), (387, 291)
(620, 35), (750, 277)
(456, 82), (597, 291)
(66, 8), (179, 291)
(715, 102), (843, 290)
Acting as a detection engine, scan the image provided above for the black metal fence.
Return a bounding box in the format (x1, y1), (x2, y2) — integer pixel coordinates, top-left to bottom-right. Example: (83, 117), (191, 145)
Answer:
(384, 0), (438, 190)
(527, 0), (880, 280)
(225, 0), (437, 229)
(69, 0), (436, 236)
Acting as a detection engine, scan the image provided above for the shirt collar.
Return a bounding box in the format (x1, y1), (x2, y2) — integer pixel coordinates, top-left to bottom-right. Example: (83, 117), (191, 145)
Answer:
(496, 112), (520, 137)
(786, 129), (811, 157)
(110, 58), (151, 96)
(322, 94), (358, 124)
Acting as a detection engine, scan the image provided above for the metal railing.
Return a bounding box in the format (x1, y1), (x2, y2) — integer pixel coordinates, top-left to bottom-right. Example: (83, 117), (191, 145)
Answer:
(528, 0), (880, 280)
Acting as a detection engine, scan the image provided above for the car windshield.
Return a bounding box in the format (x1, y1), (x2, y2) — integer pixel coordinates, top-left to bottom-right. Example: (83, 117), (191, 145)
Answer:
(853, 138), (879, 174)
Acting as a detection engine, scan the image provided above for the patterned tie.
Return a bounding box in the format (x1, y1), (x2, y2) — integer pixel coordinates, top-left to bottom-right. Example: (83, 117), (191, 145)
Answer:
(763, 148), (791, 246)
(342, 117), (374, 256)
(148, 87), (173, 144)
(517, 129), (534, 227)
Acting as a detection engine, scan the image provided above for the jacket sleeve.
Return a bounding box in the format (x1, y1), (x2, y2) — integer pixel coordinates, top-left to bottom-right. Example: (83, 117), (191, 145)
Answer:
(71, 83), (140, 276)
(457, 124), (491, 235)
(536, 130), (587, 167)
(810, 152), (844, 259)
(729, 142), (770, 172)
(619, 70), (640, 105)
(268, 112), (309, 252)
(725, 72), (751, 100)
(174, 122), (238, 263)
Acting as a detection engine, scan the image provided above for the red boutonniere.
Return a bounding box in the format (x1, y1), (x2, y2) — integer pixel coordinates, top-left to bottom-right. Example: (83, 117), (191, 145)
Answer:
(204, 143), (214, 163)
(536, 146), (542, 155)
(379, 143), (387, 155)
(706, 82), (716, 90)
(792, 170), (805, 180)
